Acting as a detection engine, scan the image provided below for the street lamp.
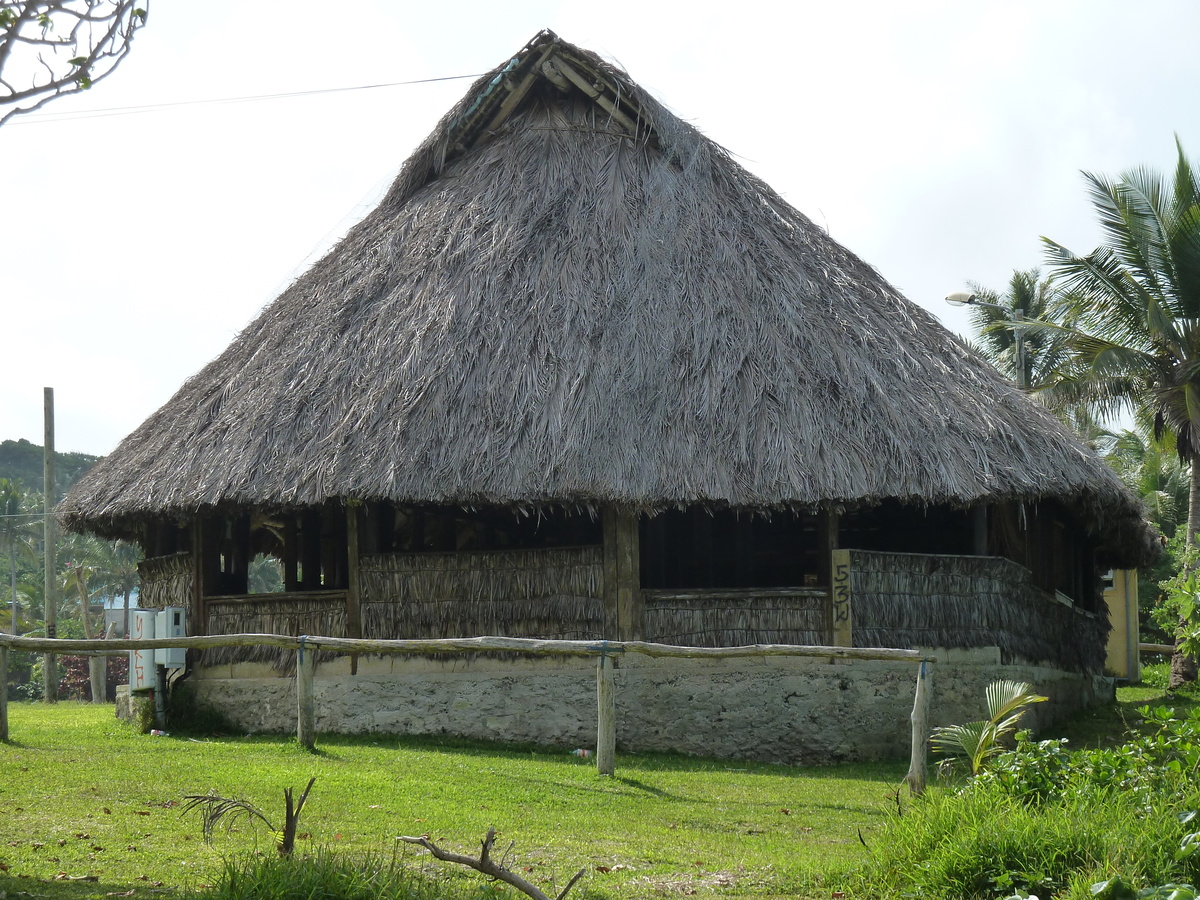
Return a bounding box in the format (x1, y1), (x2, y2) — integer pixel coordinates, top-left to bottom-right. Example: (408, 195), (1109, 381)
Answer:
(946, 291), (1027, 390)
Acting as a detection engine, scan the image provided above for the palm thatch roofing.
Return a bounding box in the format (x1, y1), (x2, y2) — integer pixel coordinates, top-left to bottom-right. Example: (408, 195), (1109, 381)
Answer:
(60, 30), (1157, 567)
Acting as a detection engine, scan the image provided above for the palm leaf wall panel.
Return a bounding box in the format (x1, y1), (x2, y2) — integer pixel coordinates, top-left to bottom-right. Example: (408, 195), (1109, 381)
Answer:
(360, 546), (604, 640)
(202, 595), (347, 672)
(644, 592), (827, 647)
(137, 552), (193, 610)
(849, 550), (1109, 673)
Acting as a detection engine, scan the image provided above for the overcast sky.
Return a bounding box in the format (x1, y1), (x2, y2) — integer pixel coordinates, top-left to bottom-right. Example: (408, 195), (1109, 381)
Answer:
(3, 0), (1198, 457)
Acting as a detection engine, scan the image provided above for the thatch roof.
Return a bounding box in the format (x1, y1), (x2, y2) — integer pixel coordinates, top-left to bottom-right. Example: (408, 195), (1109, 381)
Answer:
(60, 30), (1157, 566)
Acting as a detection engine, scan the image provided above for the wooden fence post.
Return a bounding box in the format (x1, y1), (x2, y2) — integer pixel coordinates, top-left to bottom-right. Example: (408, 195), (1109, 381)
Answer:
(0, 644), (8, 741)
(905, 660), (931, 795)
(297, 639), (315, 750)
(596, 653), (616, 775)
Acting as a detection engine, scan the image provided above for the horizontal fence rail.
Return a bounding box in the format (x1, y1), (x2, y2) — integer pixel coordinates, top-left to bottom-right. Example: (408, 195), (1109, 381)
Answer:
(1140, 643), (1175, 655)
(0, 633), (935, 790)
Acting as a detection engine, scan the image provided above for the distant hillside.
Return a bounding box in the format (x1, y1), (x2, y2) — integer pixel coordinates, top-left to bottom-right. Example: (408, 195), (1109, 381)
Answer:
(0, 439), (100, 498)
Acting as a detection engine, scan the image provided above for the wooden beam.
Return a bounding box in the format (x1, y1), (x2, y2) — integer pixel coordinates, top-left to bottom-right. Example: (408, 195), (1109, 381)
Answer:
(301, 510), (322, 590)
(972, 505), (989, 556)
(547, 57), (639, 134)
(0, 632), (935, 662)
(296, 642), (315, 750)
(192, 516), (207, 636)
(43, 387), (57, 701)
(904, 661), (932, 796)
(602, 508), (619, 637)
(596, 653), (616, 775)
(819, 509), (839, 586)
(283, 515), (299, 592)
(0, 643), (8, 741)
(345, 506), (363, 676)
(616, 511), (642, 641)
(477, 42), (558, 143)
(830, 549), (853, 647)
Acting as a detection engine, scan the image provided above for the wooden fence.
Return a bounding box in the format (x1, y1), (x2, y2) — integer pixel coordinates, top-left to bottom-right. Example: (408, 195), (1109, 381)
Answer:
(0, 633), (935, 792)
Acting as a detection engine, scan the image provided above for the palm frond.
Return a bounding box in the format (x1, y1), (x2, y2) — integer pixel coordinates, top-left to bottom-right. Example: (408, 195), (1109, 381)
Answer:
(929, 721), (998, 775)
(181, 791), (275, 845)
(930, 679), (1048, 776)
(985, 679), (1047, 722)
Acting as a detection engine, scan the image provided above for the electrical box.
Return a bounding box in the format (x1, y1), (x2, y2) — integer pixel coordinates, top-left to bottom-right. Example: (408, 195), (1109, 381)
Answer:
(130, 608), (155, 690)
(154, 607), (187, 669)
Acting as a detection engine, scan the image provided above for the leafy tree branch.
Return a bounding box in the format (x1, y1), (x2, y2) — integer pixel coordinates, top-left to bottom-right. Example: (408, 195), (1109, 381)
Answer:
(0, 0), (147, 126)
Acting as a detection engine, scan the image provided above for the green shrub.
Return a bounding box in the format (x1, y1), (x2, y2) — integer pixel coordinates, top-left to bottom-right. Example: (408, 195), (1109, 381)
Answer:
(854, 706), (1200, 898)
(931, 680), (1047, 776)
(1142, 662), (1172, 690)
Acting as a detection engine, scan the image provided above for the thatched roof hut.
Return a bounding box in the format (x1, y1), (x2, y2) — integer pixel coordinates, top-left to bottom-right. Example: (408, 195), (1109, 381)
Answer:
(61, 30), (1153, 570)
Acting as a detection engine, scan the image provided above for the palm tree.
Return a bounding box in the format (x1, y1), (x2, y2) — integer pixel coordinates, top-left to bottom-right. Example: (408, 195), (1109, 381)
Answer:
(1104, 421), (1190, 540)
(965, 269), (1108, 446)
(0, 477), (40, 635)
(967, 269), (1070, 390)
(1043, 137), (1200, 685)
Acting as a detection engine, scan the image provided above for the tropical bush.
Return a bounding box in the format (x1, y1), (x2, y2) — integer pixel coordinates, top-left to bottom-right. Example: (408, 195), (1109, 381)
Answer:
(930, 680), (1048, 776)
(857, 705), (1200, 898)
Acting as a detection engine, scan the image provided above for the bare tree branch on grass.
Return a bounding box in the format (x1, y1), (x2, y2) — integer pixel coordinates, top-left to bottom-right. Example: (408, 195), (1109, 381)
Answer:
(399, 826), (586, 900)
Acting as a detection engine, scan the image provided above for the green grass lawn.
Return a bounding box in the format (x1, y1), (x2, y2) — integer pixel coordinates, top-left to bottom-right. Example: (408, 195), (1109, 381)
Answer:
(3, 679), (1188, 900)
(0, 703), (909, 900)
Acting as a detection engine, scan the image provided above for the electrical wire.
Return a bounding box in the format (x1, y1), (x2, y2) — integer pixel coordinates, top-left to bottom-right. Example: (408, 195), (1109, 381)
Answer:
(8, 72), (485, 124)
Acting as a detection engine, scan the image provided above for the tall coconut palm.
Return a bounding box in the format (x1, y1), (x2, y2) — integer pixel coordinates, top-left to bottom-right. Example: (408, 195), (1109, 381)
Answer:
(965, 268), (1107, 446)
(1044, 139), (1200, 536)
(0, 477), (40, 635)
(1043, 138), (1200, 685)
(967, 268), (1071, 390)
(1105, 421), (1190, 540)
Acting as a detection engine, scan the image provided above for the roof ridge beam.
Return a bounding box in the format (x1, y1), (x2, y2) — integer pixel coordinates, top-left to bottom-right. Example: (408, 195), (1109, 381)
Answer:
(543, 55), (639, 136)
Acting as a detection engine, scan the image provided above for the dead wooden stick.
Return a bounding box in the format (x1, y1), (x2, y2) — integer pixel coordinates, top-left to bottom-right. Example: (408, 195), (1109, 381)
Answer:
(398, 826), (585, 900)
(280, 776), (316, 855)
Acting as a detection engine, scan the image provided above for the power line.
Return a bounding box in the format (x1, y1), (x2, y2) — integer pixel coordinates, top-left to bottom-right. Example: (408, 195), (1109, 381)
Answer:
(9, 72), (485, 124)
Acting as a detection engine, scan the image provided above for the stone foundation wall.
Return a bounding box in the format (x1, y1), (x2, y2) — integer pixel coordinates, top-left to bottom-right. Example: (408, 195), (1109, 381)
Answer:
(185, 648), (1112, 765)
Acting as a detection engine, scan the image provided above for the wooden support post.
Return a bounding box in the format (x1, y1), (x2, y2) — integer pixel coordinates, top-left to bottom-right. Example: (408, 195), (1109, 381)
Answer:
(596, 653), (616, 776)
(0, 644), (8, 741)
(616, 512), (641, 641)
(346, 506), (362, 676)
(43, 387), (57, 702)
(830, 548), (853, 647)
(154, 665), (167, 730)
(972, 505), (989, 556)
(302, 510), (323, 591)
(191, 517), (202, 635)
(297, 640), (315, 750)
(904, 660), (932, 796)
(283, 515), (299, 591)
(602, 511), (619, 637)
(819, 509), (839, 587)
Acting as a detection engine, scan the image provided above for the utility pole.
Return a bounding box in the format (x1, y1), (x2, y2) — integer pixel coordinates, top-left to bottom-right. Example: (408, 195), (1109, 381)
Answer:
(43, 388), (58, 702)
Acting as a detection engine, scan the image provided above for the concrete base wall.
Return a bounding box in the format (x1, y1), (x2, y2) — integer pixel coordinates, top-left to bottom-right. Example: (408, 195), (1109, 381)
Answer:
(185, 648), (1113, 765)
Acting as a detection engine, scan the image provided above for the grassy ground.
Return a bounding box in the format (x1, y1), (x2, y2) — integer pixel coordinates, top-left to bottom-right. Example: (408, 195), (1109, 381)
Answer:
(2, 673), (1187, 900)
(0, 702), (908, 900)
(1044, 663), (1200, 749)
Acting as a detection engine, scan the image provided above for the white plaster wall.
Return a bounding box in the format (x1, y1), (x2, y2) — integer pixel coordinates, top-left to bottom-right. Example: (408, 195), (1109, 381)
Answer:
(185, 649), (1112, 765)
